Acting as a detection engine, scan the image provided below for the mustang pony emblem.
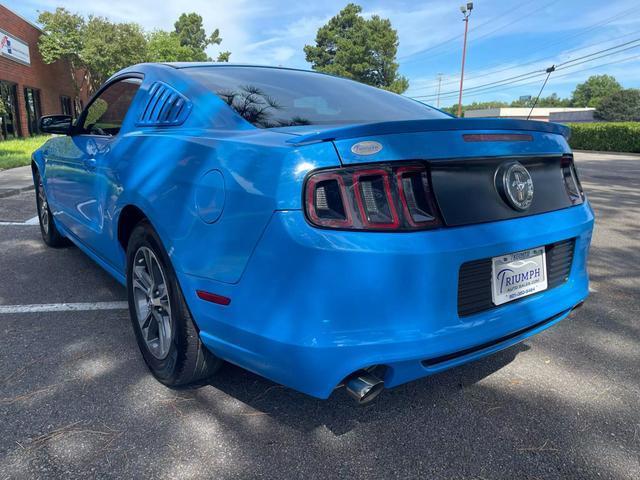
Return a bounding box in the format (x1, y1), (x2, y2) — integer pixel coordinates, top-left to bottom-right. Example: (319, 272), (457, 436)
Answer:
(497, 161), (534, 211)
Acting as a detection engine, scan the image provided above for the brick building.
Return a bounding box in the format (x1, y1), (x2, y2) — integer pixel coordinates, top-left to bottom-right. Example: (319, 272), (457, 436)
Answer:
(0, 5), (85, 140)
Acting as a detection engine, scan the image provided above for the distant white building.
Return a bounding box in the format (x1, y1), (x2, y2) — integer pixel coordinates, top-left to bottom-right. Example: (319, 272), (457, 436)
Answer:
(464, 107), (596, 123)
(548, 110), (596, 123)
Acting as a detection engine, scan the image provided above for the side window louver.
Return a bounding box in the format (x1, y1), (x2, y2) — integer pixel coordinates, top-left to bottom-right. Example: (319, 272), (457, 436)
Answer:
(137, 82), (192, 127)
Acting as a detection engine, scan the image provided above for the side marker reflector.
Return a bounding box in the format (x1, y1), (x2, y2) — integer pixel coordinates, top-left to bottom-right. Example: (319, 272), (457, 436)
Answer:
(196, 290), (231, 306)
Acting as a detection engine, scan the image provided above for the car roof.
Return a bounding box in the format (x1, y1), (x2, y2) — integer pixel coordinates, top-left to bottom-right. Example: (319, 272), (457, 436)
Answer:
(160, 62), (319, 75)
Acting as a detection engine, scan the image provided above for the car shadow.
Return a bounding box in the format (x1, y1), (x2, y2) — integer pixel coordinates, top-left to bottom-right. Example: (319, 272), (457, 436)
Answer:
(196, 342), (529, 436)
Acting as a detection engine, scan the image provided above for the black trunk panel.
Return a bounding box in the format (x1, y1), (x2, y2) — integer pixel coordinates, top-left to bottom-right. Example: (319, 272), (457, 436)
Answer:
(430, 156), (573, 227)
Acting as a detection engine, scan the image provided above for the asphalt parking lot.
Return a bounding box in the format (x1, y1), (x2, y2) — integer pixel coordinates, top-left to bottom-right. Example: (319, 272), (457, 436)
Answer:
(0, 151), (638, 479)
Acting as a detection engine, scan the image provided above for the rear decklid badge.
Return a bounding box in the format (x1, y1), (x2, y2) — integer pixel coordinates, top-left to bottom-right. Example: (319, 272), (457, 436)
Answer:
(496, 161), (534, 211)
(351, 141), (383, 156)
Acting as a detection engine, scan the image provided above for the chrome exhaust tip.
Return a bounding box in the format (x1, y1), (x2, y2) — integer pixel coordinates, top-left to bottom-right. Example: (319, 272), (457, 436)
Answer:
(345, 372), (384, 405)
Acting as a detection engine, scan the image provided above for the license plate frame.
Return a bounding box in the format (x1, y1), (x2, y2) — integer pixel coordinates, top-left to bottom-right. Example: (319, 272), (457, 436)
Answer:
(491, 246), (548, 306)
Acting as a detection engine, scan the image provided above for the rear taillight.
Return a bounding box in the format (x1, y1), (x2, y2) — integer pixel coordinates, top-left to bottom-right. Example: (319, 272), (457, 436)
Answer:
(304, 163), (442, 231)
(561, 155), (584, 204)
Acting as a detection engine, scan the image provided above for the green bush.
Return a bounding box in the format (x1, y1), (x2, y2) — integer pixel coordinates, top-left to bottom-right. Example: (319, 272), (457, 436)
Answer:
(567, 122), (640, 153)
(596, 89), (640, 121)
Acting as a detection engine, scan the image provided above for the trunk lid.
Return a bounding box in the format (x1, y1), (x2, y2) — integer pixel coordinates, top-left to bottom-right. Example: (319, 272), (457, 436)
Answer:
(282, 118), (570, 164)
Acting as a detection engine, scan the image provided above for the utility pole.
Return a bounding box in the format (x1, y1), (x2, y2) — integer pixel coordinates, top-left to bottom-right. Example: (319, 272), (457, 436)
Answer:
(436, 73), (443, 108)
(457, 2), (473, 117)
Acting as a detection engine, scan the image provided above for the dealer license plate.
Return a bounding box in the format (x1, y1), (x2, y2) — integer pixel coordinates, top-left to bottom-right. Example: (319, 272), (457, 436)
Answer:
(491, 246), (548, 306)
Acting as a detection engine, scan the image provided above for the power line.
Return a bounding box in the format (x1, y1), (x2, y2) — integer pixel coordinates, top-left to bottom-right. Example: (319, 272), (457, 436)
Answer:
(417, 70), (549, 100)
(526, 4), (639, 58)
(549, 37), (640, 69)
(408, 28), (640, 94)
(402, 1), (558, 66)
(406, 4), (640, 94)
(399, 1), (551, 64)
(430, 54), (640, 103)
(412, 38), (640, 100)
(397, 3), (524, 61)
(467, 0), (558, 45)
(412, 52), (640, 103)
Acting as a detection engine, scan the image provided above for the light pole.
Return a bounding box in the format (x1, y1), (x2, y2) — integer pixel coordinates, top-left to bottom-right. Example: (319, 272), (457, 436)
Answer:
(436, 73), (443, 108)
(457, 2), (473, 117)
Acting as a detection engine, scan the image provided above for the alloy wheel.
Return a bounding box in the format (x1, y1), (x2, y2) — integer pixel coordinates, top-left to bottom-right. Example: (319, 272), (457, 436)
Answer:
(132, 246), (173, 359)
(37, 178), (49, 234)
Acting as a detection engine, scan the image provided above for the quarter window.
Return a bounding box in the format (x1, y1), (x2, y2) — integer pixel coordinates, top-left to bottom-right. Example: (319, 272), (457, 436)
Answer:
(82, 78), (142, 136)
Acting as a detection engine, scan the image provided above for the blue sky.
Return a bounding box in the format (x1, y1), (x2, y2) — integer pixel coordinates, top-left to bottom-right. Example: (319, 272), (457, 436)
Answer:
(10, 0), (640, 106)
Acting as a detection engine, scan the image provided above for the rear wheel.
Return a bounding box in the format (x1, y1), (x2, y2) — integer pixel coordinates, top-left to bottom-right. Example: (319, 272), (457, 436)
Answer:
(126, 220), (221, 386)
(34, 170), (68, 248)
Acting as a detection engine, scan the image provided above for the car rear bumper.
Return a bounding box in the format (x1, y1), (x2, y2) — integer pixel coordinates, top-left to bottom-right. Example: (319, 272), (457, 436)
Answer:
(179, 201), (594, 399)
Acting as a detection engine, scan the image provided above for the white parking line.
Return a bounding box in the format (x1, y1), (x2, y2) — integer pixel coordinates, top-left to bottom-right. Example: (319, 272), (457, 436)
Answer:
(0, 216), (40, 226)
(0, 301), (128, 314)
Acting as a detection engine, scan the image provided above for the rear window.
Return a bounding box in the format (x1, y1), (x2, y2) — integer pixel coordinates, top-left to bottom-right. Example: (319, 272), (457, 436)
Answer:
(183, 66), (448, 128)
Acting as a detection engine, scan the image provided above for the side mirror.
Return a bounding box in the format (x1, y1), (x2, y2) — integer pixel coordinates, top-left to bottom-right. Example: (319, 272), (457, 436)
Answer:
(39, 115), (73, 135)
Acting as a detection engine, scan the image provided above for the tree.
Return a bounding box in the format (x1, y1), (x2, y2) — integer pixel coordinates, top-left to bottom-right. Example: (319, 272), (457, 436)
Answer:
(38, 10), (146, 96)
(304, 3), (408, 93)
(173, 13), (230, 62)
(82, 17), (147, 90)
(38, 8), (231, 99)
(216, 51), (231, 62)
(508, 93), (570, 108)
(535, 93), (571, 107)
(146, 31), (200, 62)
(570, 75), (622, 108)
(443, 100), (508, 116)
(37, 8), (87, 113)
(596, 89), (640, 121)
(174, 13), (209, 54)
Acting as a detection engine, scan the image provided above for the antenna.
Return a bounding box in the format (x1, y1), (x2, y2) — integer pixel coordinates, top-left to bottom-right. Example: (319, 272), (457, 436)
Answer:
(527, 65), (556, 120)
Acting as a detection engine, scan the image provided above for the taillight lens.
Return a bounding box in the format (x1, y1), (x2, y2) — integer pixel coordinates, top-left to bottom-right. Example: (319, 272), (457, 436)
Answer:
(306, 173), (353, 228)
(561, 155), (584, 204)
(304, 163), (442, 231)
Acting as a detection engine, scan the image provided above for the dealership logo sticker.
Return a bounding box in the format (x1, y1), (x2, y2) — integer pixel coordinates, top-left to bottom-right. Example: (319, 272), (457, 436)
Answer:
(497, 161), (534, 211)
(351, 141), (383, 156)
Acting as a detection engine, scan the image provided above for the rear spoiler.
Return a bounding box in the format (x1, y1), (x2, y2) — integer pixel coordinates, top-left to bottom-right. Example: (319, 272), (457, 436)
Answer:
(285, 118), (570, 146)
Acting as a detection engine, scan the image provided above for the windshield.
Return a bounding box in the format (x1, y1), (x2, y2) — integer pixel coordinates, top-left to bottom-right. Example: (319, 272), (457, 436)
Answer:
(183, 66), (448, 128)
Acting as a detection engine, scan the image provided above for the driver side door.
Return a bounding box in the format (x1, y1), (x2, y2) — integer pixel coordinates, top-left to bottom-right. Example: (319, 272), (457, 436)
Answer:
(46, 77), (142, 252)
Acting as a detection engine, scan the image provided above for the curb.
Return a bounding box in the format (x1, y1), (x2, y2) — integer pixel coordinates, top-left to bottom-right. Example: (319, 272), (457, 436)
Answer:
(574, 150), (640, 158)
(0, 185), (34, 199)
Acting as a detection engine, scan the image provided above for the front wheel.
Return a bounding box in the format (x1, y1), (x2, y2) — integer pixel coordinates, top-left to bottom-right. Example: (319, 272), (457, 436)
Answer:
(34, 170), (68, 248)
(126, 220), (221, 387)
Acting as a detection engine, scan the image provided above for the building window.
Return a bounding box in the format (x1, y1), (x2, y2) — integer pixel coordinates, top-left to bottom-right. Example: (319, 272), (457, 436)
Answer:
(24, 87), (42, 136)
(0, 81), (21, 140)
(60, 96), (72, 116)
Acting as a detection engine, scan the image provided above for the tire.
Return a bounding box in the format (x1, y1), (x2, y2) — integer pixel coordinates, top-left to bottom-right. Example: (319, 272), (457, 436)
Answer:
(126, 220), (221, 387)
(34, 170), (69, 248)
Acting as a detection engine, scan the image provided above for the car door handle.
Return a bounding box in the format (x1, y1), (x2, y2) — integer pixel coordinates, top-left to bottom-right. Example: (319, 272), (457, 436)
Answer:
(83, 158), (97, 171)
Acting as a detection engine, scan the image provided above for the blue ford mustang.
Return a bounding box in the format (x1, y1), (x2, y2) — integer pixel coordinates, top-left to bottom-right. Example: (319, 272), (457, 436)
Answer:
(32, 63), (593, 403)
